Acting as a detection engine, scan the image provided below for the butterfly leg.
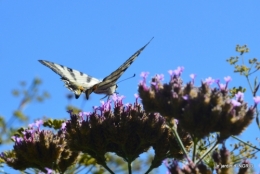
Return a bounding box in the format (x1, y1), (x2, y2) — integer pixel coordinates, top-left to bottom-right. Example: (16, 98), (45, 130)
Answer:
(100, 95), (108, 100)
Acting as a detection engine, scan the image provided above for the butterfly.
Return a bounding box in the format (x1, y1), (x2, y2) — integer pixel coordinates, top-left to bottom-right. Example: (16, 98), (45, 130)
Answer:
(38, 37), (153, 100)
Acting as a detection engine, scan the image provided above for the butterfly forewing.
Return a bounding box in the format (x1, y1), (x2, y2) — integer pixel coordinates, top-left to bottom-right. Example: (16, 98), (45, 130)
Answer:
(38, 60), (100, 98)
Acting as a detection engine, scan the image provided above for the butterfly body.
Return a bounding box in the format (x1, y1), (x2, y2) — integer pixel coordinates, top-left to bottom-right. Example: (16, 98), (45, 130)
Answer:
(39, 38), (153, 99)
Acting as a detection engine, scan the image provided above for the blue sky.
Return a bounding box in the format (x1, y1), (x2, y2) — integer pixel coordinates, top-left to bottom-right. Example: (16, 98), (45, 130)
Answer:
(1, 1), (260, 173)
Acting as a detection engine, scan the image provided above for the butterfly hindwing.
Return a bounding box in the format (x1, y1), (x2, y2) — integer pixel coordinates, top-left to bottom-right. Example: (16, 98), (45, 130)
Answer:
(86, 37), (154, 98)
(38, 60), (100, 98)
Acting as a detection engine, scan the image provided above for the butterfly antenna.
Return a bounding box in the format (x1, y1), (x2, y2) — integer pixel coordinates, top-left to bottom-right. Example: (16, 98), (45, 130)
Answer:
(100, 95), (108, 100)
(117, 74), (136, 85)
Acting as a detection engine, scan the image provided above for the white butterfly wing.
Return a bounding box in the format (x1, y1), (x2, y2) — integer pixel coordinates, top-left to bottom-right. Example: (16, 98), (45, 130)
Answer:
(85, 37), (154, 99)
(38, 60), (101, 99)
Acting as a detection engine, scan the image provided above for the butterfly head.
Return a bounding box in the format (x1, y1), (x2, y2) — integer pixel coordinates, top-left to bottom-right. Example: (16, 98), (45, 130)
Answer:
(74, 86), (85, 99)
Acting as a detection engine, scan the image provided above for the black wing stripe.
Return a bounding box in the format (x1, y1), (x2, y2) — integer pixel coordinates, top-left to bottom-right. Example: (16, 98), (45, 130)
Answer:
(39, 60), (76, 80)
(97, 79), (117, 90)
(100, 37), (154, 87)
(67, 67), (77, 81)
(38, 60), (64, 77)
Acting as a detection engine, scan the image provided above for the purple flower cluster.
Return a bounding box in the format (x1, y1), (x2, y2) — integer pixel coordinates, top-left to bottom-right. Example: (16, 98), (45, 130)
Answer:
(138, 67), (257, 140)
(65, 94), (192, 171)
(1, 120), (78, 173)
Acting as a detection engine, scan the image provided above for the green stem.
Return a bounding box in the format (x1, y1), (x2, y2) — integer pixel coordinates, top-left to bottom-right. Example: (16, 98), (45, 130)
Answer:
(194, 140), (219, 165)
(144, 167), (153, 174)
(231, 135), (260, 151)
(245, 76), (254, 94)
(144, 158), (162, 174)
(100, 162), (115, 174)
(166, 123), (189, 159)
(128, 161), (132, 174)
(192, 138), (198, 162)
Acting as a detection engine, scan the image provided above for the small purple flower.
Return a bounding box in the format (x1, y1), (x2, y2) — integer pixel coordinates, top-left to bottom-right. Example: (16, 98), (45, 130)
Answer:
(117, 95), (125, 106)
(12, 136), (23, 143)
(26, 129), (34, 134)
(79, 112), (91, 117)
(215, 79), (227, 90)
(45, 168), (54, 174)
(61, 122), (66, 129)
(173, 66), (184, 76)
(35, 120), (43, 128)
(235, 91), (244, 101)
(183, 95), (189, 100)
(190, 73), (196, 84)
(140, 72), (149, 78)
(111, 94), (125, 107)
(169, 67), (184, 79)
(231, 99), (241, 107)
(99, 100), (111, 112)
(151, 82), (159, 91)
(125, 103), (130, 107)
(204, 77), (215, 85)
(215, 79), (220, 84)
(219, 83), (226, 90)
(112, 93), (118, 101)
(224, 76), (232, 83)
(28, 123), (34, 128)
(223, 76), (232, 89)
(78, 112), (84, 117)
(168, 70), (174, 77)
(139, 72), (150, 89)
(190, 74), (196, 80)
(173, 69), (181, 76)
(134, 93), (139, 104)
(156, 74), (164, 81)
(118, 95), (125, 101)
(139, 80), (149, 91)
(253, 96), (260, 105)
(163, 159), (169, 168)
(178, 66), (184, 73)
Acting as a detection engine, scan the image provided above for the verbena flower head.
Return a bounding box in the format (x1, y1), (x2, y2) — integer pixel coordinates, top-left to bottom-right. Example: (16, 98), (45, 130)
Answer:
(64, 95), (192, 169)
(138, 67), (255, 140)
(211, 143), (252, 174)
(164, 159), (212, 174)
(0, 120), (79, 173)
